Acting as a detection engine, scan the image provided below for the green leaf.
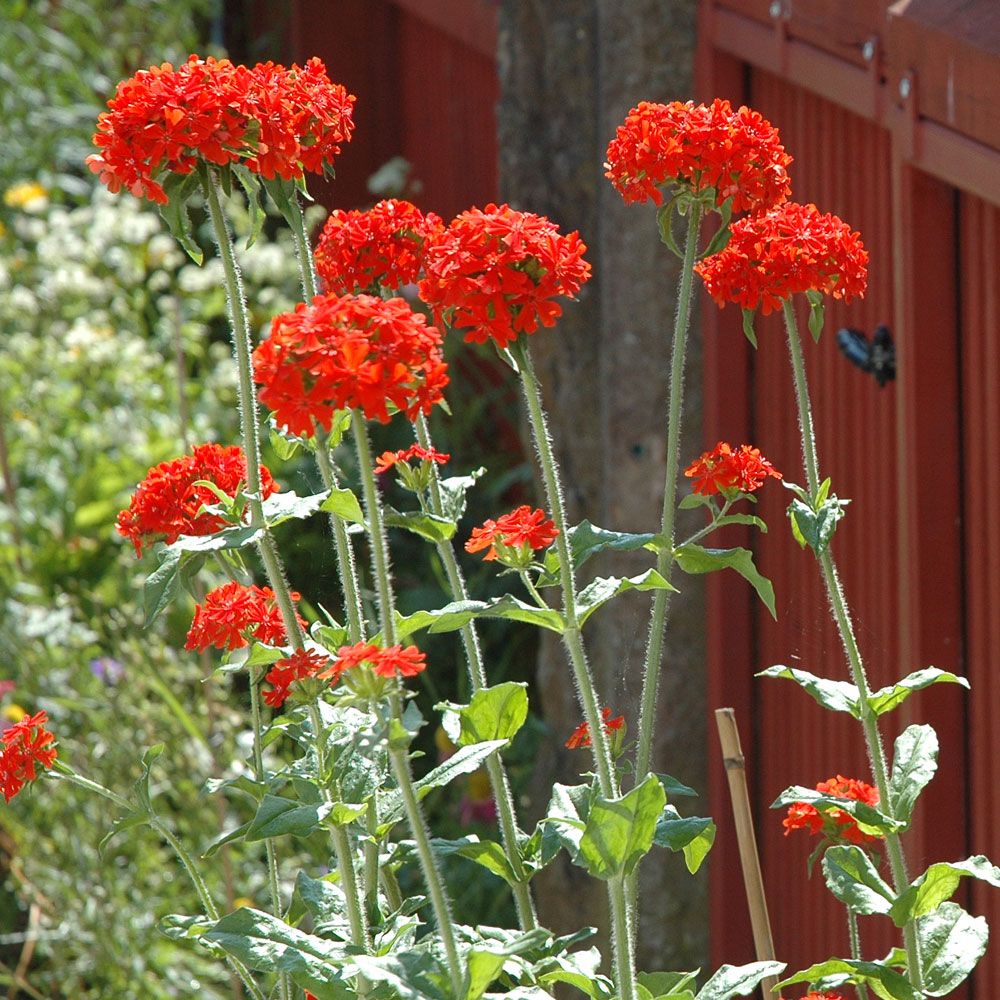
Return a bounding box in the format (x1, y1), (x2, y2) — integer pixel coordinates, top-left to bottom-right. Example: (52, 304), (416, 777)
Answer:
(638, 970), (699, 1000)
(466, 949), (506, 1000)
(741, 309), (758, 349)
(168, 524), (263, 553)
(867, 667), (971, 717)
(653, 805), (716, 873)
(262, 490), (330, 527)
(535, 782), (591, 864)
(713, 513), (768, 533)
(203, 907), (354, 988)
(538, 520), (660, 585)
(696, 961), (786, 1000)
(269, 426), (303, 461)
(807, 296), (826, 342)
(319, 487), (365, 524)
(702, 200), (733, 257)
(674, 545), (776, 619)
(656, 774), (699, 799)
(441, 682), (529, 747)
(887, 724), (938, 827)
(917, 902), (989, 995)
(380, 742), (507, 827)
(244, 794), (333, 842)
(143, 547), (182, 627)
(756, 665), (861, 717)
(776, 959), (919, 1000)
(822, 845), (895, 915)
(771, 786), (903, 836)
(98, 806), (152, 855)
(294, 871), (348, 928)
(437, 467), (485, 522)
(158, 170), (204, 264)
(432, 836), (519, 886)
(577, 774), (666, 880)
(657, 197), (685, 258)
(787, 495), (850, 557)
(384, 507), (456, 542)
(395, 598), (565, 639)
(577, 569), (677, 625)
(232, 164), (265, 249)
(890, 856), (1000, 927)
(353, 950), (450, 1000)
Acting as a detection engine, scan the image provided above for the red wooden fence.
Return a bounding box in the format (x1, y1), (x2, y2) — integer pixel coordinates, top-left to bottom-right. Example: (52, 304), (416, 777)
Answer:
(699, 2), (1000, 995)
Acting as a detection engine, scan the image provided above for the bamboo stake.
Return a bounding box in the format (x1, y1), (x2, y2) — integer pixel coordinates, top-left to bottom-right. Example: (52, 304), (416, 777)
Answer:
(715, 707), (781, 998)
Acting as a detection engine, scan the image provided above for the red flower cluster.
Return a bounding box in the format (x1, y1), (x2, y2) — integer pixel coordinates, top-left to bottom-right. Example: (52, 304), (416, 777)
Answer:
(185, 581), (304, 652)
(318, 641), (427, 684)
(253, 293), (449, 434)
(0, 711), (57, 802)
(315, 199), (444, 294)
(419, 204), (591, 348)
(684, 441), (782, 496)
(262, 649), (330, 707)
(565, 707), (625, 750)
(116, 443), (279, 557)
(695, 202), (869, 315)
(88, 55), (355, 204)
(465, 506), (558, 562)
(374, 444), (450, 474)
(783, 775), (881, 846)
(604, 98), (792, 212)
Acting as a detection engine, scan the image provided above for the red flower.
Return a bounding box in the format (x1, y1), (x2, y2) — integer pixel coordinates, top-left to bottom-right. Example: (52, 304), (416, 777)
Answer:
(315, 199), (444, 294)
(374, 444), (450, 474)
(318, 641), (426, 684)
(0, 711), (57, 802)
(88, 55), (355, 203)
(262, 649), (330, 707)
(604, 98), (792, 211)
(185, 581), (304, 652)
(695, 202), (869, 315)
(465, 506), (558, 562)
(418, 203), (591, 348)
(565, 707), (625, 750)
(783, 775), (881, 846)
(253, 293), (449, 435)
(116, 443), (279, 557)
(684, 442), (782, 496)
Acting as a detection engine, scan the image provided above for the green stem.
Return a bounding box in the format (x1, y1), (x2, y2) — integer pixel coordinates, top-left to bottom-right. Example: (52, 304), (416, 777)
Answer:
(518, 570), (549, 610)
(287, 189), (320, 301)
(846, 908), (870, 1000)
(353, 416), (465, 996)
(53, 769), (266, 1000)
(781, 300), (923, 991)
(674, 497), (733, 551)
(634, 201), (703, 792)
(414, 415), (539, 932)
(200, 169), (304, 651)
(509, 338), (639, 1000)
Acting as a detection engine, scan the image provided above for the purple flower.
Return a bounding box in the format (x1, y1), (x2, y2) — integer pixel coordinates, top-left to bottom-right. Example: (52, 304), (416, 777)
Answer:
(90, 657), (125, 684)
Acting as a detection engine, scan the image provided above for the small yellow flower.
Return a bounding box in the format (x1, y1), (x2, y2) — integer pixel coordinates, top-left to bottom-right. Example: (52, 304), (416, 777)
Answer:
(3, 704), (27, 723)
(4, 182), (48, 210)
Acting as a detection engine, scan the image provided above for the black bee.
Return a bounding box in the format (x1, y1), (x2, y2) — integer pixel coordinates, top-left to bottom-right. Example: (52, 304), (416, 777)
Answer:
(836, 324), (896, 388)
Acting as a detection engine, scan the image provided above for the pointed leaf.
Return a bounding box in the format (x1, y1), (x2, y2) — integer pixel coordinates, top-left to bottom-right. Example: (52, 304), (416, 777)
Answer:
(787, 495), (850, 557)
(887, 724), (938, 826)
(776, 959), (919, 1000)
(352, 951), (450, 1000)
(158, 170), (204, 263)
(538, 520), (660, 585)
(757, 665), (861, 717)
(822, 845), (895, 915)
(867, 668), (971, 717)
(656, 774), (699, 799)
(168, 524), (263, 553)
(918, 902), (989, 996)
(319, 487), (365, 524)
(741, 309), (758, 348)
(244, 794), (333, 842)
(577, 569), (677, 625)
(232, 164), (265, 249)
(466, 949), (507, 1000)
(143, 547), (182, 627)
(440, 682), (529, 747)
(771, 786), (903, 836)
(384, 507), (456, 542)
(674, 545), (776, 619)
(432, 836), (519, 886)
(653, 805), (716, 873)
(890, 856), (1000, 926)
(696, 961), (785, 1000)
(577, 774), (666, 879)
(437, 467), (485, 522)
(262, 490), (330, 527)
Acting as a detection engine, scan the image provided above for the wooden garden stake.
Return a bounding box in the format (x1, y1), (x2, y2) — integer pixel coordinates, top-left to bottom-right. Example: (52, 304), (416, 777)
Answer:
(715, 707), (781, 998)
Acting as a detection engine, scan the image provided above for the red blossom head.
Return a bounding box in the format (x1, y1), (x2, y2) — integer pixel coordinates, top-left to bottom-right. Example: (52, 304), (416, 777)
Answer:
(0, 710), (58, 802)
(694, 202), (869, 316)
(465, 505), (558, 564)
(185, 581), (305, 652)
(88, 55), (355, 203)
(684, 442), (782, 496)
(318, 641), (427, 696)
(418, 203), (591, 348)
(315, 199), (444, 294)
(116, 443), (279, 557)
(605, 98), (792, 211)
(262, 648), (330, 707)
(783, 774), (881, 846)
(373, 444), (450, 475)
(565, 707), (625, 750)
(253, 293), (449, 435)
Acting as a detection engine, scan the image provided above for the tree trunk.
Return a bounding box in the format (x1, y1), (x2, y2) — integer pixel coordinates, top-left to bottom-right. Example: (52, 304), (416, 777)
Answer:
(497, 0), (706, 976)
